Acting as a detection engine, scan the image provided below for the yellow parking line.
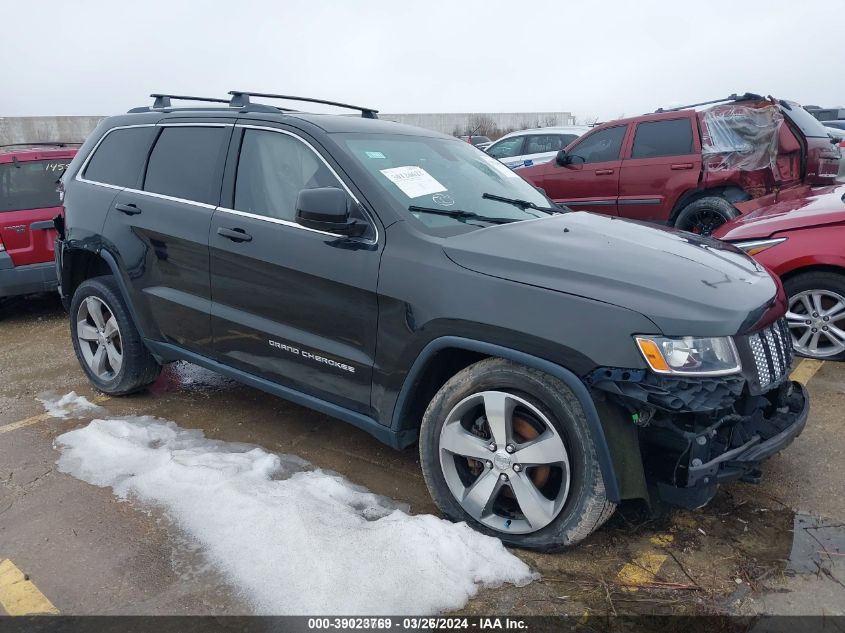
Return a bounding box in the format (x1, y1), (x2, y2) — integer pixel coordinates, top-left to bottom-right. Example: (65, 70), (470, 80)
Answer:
(0, 559), (58, 615)
(616, 552), (667, 591)
(0, 396), (110, 436)
(790, 359), (824, 385)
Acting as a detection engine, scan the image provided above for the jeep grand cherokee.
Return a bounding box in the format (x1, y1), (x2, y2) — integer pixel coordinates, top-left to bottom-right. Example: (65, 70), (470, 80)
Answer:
(55, 92), (809, 549)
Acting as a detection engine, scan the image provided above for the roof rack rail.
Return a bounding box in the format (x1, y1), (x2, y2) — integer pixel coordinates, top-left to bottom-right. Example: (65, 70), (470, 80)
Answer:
(127, 94), (233, 113)
(0, 142), (80, 149)
(229, 91), (379, 119)
(655, 92), (765, 113)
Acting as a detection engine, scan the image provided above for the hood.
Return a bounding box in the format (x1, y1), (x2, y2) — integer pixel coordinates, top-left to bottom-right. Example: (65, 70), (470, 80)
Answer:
(716, 184), (845, 241)
(443, 212), (779, 337)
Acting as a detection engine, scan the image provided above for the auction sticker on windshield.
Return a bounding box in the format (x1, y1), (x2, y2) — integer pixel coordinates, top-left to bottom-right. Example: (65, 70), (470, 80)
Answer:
(380, 166), (447, 198)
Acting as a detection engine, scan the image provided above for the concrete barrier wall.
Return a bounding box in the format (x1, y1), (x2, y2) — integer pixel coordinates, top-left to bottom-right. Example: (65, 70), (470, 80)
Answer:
(0, 116), (105, 146)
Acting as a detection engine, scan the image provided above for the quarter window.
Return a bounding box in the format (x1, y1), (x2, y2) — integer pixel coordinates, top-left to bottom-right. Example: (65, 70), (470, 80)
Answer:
(234, 129), (343, 222)
(487, 137), (525, 159)
(631, 119), (694, 158)
(84, 127), (156, 188)
(569, 126), (627, 163)
(143, 126), (228, 204)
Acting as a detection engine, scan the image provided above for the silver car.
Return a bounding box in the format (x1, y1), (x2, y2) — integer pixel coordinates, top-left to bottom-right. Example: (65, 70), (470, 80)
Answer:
(486, 126), (590, 169)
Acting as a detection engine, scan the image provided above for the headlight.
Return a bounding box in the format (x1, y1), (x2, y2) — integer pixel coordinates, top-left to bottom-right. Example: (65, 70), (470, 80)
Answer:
(634, 335), (741, 376)
(731, 237), (787, 256)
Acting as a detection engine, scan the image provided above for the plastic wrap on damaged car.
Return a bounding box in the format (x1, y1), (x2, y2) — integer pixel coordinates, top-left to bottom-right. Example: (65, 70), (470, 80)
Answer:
(700, 102), (783, 173)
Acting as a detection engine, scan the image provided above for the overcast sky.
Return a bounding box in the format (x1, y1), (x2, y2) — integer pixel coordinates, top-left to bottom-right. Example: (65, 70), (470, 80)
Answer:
(2, 0), (840, 120)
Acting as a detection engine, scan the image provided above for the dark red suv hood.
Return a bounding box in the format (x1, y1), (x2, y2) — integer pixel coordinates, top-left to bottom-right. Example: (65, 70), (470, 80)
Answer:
(716, 184), (845, 241)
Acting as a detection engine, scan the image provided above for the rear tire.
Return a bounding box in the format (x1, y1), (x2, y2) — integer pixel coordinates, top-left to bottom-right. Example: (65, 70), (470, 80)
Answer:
(69, 276), (161, 395)
(419, 357), (615, 550)
(674, 196), (739, 235)
(784, 271), (845, 361)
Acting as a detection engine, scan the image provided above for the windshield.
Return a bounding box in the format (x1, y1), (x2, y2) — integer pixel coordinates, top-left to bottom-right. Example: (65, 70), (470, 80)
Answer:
(336, 134), (555, 234)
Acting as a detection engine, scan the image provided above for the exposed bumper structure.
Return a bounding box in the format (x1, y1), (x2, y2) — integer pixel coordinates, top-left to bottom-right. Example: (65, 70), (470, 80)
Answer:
(654, 381), (808, 508)
(0, 253), (57, 299)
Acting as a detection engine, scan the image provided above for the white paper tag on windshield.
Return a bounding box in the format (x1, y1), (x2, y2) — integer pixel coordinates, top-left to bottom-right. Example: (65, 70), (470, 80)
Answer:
(379, 166), (447, 198)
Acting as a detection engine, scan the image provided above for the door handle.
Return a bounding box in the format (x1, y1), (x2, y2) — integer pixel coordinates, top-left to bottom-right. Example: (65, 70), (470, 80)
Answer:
(30, 220), (55, 230)
(115, 203), (142, 215)
(595, 169), (614, 175)
(670, 163), (694, 170)
(217, 227), (253, 242)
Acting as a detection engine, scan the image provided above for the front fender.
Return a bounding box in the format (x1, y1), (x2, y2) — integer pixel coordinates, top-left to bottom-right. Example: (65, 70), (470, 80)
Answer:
(392, 336), (624, 503)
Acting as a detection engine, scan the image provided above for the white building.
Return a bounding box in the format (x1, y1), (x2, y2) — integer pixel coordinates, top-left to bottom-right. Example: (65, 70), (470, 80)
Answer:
(379, 112), (575, 135)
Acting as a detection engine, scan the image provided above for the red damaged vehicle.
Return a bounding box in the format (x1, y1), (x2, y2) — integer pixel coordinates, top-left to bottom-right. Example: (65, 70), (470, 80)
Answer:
(715, 184), (845, 361)
(1, 144), (77, 302)
(519, 93), (841, 234)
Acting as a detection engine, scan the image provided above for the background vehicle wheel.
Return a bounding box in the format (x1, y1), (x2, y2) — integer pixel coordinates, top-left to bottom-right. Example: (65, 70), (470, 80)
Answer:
(674, 196), (739, 235)
(784, 271), (845, 361)
(419, 358), (615, 550)
(70, 276), (161, 394)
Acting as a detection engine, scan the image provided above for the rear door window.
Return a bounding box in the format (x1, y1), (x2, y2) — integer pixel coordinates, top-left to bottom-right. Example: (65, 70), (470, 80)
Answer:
(143, 126), (228, 205)
(570, 125), (627, 163)
(0, 159), (71, 211)
(525, 134), (565, 154)
(84, 127), (156, 188)
(631, 119), (694, 158)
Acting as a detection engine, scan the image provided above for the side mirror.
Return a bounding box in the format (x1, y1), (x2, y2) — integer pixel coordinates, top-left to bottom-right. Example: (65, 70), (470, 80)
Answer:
(295, 187), (366, 237)
(555, 149), (572, 166)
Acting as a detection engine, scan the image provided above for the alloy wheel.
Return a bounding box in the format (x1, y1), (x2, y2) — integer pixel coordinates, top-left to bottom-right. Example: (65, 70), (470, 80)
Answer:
(438, 391), (570, 535)
(687, 209), (726, 235)
(76, 296), (123, 380)
(786, 289), (845, 358)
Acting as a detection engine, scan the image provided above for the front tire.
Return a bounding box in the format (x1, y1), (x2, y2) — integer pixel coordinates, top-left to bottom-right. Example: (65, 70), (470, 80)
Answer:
(784, 271), (845, 361)
(674, 196), (739, 235)
(419, 358), (615, 550)
(70, 276), (161, 394)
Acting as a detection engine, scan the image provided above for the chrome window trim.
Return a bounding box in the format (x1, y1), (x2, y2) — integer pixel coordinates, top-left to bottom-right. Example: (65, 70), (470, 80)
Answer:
(123, 188), (218, 209)
(232, 124), (378, 244)
(216, 207), (340, 237)
(75, 122), (379, 244)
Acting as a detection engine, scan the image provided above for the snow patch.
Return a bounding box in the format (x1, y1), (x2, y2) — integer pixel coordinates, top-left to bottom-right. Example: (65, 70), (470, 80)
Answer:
(38, 391), (101, 418)
(55, 417), (535, 614)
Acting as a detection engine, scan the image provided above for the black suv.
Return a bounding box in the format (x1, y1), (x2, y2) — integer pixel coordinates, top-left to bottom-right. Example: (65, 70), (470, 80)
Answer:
(56, 92), (809, 549)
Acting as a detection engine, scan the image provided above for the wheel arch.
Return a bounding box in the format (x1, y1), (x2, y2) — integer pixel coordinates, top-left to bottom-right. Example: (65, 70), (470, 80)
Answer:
(392, 336), (628, 503)
(780, 262), (845, 285)
(61, 245), (150, 344)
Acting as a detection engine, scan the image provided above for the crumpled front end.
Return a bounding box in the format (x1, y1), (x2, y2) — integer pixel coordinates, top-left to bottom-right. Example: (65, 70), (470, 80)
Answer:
(586, 317), (809, 509)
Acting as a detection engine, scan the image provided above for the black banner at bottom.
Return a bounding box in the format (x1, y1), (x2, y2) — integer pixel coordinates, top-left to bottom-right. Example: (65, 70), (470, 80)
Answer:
(0, 616), (843, 633)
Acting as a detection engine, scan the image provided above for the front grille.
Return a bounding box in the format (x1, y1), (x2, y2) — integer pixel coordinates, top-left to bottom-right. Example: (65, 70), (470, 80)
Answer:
(746, 318), (793, 390)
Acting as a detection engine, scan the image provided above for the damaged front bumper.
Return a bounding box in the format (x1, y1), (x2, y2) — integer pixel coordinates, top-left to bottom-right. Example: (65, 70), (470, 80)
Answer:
(651, 381), (808, 508)
(586, 320), (809, 509)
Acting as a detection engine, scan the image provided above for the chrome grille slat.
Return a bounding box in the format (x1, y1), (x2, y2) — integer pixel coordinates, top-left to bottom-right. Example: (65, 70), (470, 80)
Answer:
(747, 318), (791, 390)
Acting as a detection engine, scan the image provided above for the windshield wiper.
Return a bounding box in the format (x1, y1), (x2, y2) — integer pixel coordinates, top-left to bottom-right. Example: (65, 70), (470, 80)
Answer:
(408, 205), (519, 225)
(481, 192), (557, 214)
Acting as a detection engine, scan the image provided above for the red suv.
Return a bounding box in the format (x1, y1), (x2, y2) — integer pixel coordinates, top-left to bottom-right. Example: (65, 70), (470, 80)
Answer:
(1, 144), (77, 301)
(715, 184), (845, 361)
(519, 94), (841, 234)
